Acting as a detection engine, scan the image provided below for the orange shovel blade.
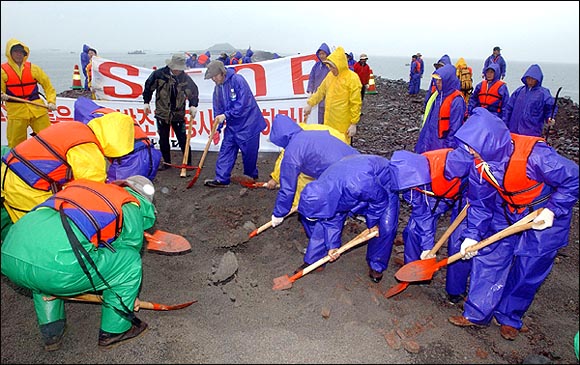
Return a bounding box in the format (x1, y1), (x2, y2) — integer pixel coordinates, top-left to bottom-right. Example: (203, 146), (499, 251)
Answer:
(384, 281), (410, 298)
(145, 230), (191, 255)
(395, 257), (448, 282)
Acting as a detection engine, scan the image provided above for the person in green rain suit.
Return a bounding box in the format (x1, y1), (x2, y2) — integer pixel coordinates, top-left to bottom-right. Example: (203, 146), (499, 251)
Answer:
(1, 176), (156, 351)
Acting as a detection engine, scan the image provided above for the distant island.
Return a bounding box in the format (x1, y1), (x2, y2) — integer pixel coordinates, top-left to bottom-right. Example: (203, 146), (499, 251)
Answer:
(128, 50), (146, 55)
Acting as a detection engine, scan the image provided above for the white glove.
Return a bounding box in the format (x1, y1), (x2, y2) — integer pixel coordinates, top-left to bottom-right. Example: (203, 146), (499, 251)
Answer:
(1, 93), (8, 102)
(47, 103), (57, 111)
(420, 250), (436, 260)
(532, 208), (554, 230)
(303, 104), (312, 116)
(271, 215), (284, 228)
(460, 238), (479, 260)
(546, 118), (556, 127)
(143, 104), (151, 114)
(347, 124), (357, 137)
(189, 106), (198, 119)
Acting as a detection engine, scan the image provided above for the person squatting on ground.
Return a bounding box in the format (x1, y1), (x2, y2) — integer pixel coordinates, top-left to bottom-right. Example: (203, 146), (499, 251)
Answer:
(415, 64), (465, 154)
(297, 154), (400, 283)
(268, 114), (359, 229)
(448, 107), (579, 341)
(353, 53), (371, 106)
(468, 62), (510, 121)
(1, 38), (57, 148)
(265, 122), (349, 209)
(1, 113), (134, 224)
(306, 42), (331, 125)
(73, 97), (162, 182)
(303, 46), (362, 145)
(142, 53), (199, 171)
(408, 54), (421, 95)
(503, 64), (557, 138)
(202, 60), (267, 187)
(1, 176), (157, 351)
(392, 148), (473, 304)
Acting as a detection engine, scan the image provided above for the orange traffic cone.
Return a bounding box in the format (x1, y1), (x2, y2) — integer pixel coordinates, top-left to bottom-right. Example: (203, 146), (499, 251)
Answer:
(71, 64), (82, 90)
(366, 71), (377, 95)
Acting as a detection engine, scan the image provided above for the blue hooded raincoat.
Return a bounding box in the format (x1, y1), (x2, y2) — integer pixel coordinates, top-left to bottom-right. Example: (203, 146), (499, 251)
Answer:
(415, 64), (465, 154)
(504, 64), (557, 137)
(298, 154), (399, 273)
(454, 107), (578, 328)
(269, 114), (359, 218)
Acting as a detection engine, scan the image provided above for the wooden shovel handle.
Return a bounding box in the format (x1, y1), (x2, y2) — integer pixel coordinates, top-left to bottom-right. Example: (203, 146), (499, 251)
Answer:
(299, 227), (379, 277)
(198, 120), (220, 169)
(427, 202), (469, 256)
(446, 208), (543, 266)
(252, 206), (298, 237)
(59, 293), (159, 310)
(2, 93), (49, 109)
(180, 115), (193, 177)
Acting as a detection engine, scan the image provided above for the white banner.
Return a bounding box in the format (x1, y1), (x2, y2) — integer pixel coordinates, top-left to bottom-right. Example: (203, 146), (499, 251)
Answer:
(1, 54), (322, 151)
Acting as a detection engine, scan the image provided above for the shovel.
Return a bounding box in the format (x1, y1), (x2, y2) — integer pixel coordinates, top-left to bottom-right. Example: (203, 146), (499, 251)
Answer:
(231, 175), (278, 189)
(394, 208), (544, 283)
(186, 120), (220, 189)
(272, 227), (379, 291)
(60, 293), (197, 311)
(2, 93), (50, 109)
(180, 114), (194, 178)
(385, 203), (470, 298)
(144, 230), (191, 255)
(248, 206), (298, 239)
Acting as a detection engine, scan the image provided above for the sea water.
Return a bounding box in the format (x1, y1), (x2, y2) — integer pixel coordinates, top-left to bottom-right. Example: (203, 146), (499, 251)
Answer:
(2, 50), (578, 104)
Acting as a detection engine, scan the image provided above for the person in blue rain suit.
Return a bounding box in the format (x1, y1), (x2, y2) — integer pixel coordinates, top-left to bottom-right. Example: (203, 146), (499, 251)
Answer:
(203, 60), (267, 187)
(296, 154), (401, 283)
(468, 62), (510, 121)
(242, 48), (254, 64)
(415, 64), (465, 154)
(306, 42), (331, 124)
(448, 107), (579, 341)
(268, 114), (359, 228)
(423, 54), (453, 106)
(503, 64), (557, 137)
(392, 148), (473, 304)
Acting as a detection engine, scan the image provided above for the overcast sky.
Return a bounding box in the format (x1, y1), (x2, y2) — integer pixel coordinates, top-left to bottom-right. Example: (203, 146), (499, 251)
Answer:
(1, 1), (578, 63)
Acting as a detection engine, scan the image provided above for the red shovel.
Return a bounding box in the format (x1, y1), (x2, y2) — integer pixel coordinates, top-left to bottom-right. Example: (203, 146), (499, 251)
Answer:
(385, 203), (470, 298)
(394, 208), (544, 283)
(60, 293), (196, 311)
(272, 227), (379, 291)
(187, 120), (220, 189)
(144, 230), (191, 255)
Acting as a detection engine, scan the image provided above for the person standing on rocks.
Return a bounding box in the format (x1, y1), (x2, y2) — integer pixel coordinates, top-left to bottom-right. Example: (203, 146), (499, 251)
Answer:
(296, 154), (400, 283)
(268, 114), (359, 229)
(1, 177), (157, 351)
(448, 107), (579, 341)
(408, 54), (421, 96)
(1, 39), (57, 148)
(203, 60), (267, 188)
(304, 46), (362, 145)
(306, 42), (331, 124)
(416, 52), (425, 89)
(142, 53), (199, 172)
(468, 62), (510, 120)
(353, 53), (372, 107)
(415, 64), (465, 154)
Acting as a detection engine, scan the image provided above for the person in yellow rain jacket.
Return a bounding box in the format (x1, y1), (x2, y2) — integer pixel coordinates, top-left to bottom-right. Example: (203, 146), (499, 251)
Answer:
(303, 46), (362, 145)
(265, 122), (349, 207)
(1, 38), (57, 148)
(1, 113), (134, 224)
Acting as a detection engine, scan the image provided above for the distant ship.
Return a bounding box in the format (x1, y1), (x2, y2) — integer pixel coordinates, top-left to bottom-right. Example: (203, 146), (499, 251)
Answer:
(128, 50), (146, 55)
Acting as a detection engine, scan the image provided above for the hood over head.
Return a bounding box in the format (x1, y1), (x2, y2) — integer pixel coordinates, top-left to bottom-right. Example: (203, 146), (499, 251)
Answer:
(316, 42), (331, 61)
(270, 114), (303, 148)
(483, 63), (501, 83)
(326, 46), (349, 73)
(5, 38), (29, 63)
(520, 64), (544, 87)
(454, 107), (513, 164)
(389, 150), (431, 191)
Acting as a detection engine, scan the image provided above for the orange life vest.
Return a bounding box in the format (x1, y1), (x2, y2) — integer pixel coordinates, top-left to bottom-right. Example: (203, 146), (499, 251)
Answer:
(37, 179), (139, 248)
(476, 134), (548, 213)
(477, 80), (505, 113)
(1, 122), (103, 193)
(1, 61), (40, 100)
(419, 148), (462, 199)
(438, 90), (463, 138)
